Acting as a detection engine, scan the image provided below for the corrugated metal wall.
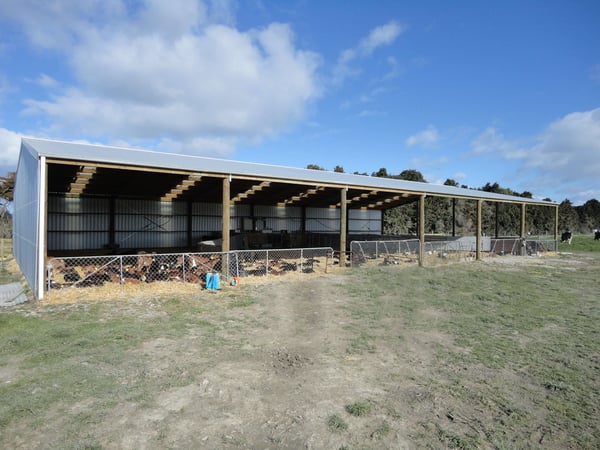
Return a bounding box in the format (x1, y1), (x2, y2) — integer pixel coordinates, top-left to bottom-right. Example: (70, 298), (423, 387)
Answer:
(13, 146), (41, 295)
(46, 196), (382, 251)
(349, 209), (382, 234)
(305, 207), (340, 232)
(47, 196), (110, 250)
(253, 205), (303, 232)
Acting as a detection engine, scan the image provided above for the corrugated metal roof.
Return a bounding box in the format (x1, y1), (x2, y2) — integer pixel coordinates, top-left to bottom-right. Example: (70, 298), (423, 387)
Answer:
(21, 137), (555, 206)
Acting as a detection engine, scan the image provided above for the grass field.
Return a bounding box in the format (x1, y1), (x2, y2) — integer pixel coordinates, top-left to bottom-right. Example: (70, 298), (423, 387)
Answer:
(0, 247), (599, 448)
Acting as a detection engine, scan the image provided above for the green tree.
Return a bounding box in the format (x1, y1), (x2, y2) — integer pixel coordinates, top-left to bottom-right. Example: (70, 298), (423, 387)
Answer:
(0, 172), (15, 203)
(0, 172), (15, 239)
(333, 165), (344, 173)
(371, 167), (389, 178)
(397, 169), (426, 182)
(579, 199), (600, 232)
(558, 199), (578, 232)
(306, 164), (325, 171)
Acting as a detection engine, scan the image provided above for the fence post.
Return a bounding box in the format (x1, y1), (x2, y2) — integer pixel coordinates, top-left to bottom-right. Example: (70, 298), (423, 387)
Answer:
(300, 248), (303, 274)
(119, 256), (124, 294)
(266, 250), (269, 277)
(225, 252), (230, 281)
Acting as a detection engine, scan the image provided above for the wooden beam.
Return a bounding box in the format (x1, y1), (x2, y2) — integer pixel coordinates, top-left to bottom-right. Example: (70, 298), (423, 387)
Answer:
(476, 199), (482, 261)
(554, 204), (559, 246)
(520, 203), (527, 238)
(340, 187), (347, 267)
(521, 203), (527, 256)
(222, 177), (231, 254)
(160, 173), (202, 202)
(419, 194), (425, 267)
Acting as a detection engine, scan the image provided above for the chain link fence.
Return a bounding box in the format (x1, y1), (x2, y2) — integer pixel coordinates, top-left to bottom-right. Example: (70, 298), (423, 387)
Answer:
(351, 236), (558, 267)
(490, 238), (557, 256)
(45, 247), (333, 300)
(43, 237), (558, 302)
(350, 239), (420, 266)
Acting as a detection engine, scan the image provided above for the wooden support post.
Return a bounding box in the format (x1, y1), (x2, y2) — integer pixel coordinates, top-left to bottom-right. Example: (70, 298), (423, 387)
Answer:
(495, 202), (499, 239)
(554, 205), (559, 246)
(452, 198), (456, 237)
(520, 203), (526, 238)
(419, 194), (425, 267)
(476, 199), (482, 261)
(340, 187), (347, 266)
(222, 177), (231, 253)
(520, 203), (526, 256)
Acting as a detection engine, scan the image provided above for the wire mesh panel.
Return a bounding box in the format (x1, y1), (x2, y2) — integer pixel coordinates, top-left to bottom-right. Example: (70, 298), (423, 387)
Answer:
(350, 239), (420, 266)
(45, 247), (333, 300)
(423, 240), (476, 265)
(473, 237), (558, 258)
(489, 238), (557, 256)
(234, 247), (332, 278)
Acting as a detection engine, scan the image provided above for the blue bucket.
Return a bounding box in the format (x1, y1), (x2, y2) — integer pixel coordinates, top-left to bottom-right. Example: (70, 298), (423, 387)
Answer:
(206, 273), (220, 290)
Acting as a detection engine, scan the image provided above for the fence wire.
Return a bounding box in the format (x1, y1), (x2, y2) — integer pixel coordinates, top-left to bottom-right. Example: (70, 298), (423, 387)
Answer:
(44, 237), (558, 301)
(490, 238), (557, 256)
(46, 247), (333, 298)
(350, 239), (420, 266)
(351, 237), (558, 267)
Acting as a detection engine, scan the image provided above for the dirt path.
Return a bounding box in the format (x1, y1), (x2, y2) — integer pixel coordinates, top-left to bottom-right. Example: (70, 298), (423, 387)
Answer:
(8, 255), (590, 448)
(82, 275), (407, 449)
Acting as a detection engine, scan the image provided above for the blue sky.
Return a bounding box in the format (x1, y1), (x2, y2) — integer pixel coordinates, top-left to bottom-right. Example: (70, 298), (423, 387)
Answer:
(1, 0), (599, 204)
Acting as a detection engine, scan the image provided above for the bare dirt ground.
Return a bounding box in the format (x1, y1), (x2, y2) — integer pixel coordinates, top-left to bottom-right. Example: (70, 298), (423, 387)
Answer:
(108, 275), (407, 449)
(3, 252), (598, 449)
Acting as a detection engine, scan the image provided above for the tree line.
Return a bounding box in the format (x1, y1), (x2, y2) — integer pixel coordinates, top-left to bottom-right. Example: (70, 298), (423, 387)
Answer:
(0, 172), (15, 239)
(306, 165), (600, 236)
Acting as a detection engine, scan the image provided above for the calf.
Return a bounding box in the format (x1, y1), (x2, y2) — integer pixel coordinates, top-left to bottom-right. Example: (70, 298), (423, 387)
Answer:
(595, 230), (600, 240)
(561, 231), (573, 244)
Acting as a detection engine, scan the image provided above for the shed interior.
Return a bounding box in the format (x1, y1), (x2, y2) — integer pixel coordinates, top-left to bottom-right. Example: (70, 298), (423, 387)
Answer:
(46, 161), (420, 256)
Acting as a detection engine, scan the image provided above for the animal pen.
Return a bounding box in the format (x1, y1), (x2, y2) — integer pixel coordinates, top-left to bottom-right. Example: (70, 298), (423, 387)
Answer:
(13, 138), (559, 301)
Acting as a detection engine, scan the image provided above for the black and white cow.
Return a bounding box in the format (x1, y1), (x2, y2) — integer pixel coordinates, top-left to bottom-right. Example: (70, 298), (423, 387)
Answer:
(561, 231), (573, 244)
(594, 230), (600, 240)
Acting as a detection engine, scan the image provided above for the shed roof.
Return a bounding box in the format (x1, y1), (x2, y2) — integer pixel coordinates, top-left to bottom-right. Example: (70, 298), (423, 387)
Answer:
(21, 137), (554, 208)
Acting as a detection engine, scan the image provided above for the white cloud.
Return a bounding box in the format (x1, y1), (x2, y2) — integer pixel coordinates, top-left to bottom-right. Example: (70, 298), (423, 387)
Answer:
(0, 128), (21, 166)
(35, 74), (59, 88)
(333, 20), (403, 84)
(357, 109), (383, 118)
(2, 0), (322, 156)
(470, 108), (600, 203)
(358, 21), (403, 56)
(406, 125), (440, 148)
(470, 127), (526, 159)
(525, 108), (600, 181)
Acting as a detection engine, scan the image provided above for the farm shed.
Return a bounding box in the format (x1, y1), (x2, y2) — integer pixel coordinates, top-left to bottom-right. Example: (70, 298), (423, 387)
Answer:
(13, 137), (557, 299)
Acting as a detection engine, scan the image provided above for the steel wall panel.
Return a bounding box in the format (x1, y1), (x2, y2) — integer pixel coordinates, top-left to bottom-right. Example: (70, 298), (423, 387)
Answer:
(47, 214), (110, 231)
(232, 204), (251, 216)
(115, 231), (188, 248)
(192, 202), (221, 215)
(13, 145), (40, 293)
(116, 199), (187, 215)
(191, 216), (222, 232)
(48, 232), (108, 250)
(254, 205), (300, 217)
(349, 219), (382, 233)
(306, 207), (340, 219)
(264, 217), (303, 232)
(115, 215), (187, 232)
